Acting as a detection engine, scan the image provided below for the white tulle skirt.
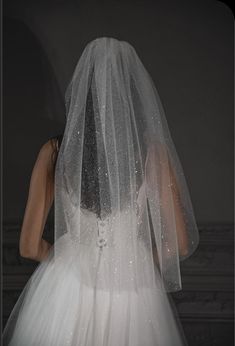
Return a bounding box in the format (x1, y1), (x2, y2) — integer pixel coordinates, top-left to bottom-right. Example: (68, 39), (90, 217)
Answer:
(3, 233), (188, 346)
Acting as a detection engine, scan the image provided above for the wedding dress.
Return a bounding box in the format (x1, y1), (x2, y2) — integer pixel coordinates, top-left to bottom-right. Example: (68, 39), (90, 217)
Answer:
(3, 37), (199, 346)
(3, 184), (187, 345)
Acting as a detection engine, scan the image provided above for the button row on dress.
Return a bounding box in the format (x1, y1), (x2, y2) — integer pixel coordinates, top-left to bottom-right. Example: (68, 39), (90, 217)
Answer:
(134, 201), (140, 216)
(96, 218), (110, 248)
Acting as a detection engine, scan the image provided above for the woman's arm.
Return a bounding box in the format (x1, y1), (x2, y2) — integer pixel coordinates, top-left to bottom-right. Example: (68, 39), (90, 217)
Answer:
(19, 138), (58, 262)
(146, 142), (189, 257)
(166, 160), (189, 256)
(158, 145), (189, 256)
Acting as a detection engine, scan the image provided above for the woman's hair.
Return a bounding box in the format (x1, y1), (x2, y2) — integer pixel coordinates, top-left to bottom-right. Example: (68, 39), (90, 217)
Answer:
(51, 87), (103, 217)
(79, 86), (102, 215)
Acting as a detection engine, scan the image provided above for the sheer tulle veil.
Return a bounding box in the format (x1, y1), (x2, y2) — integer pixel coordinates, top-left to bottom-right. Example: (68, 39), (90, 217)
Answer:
(54, 36), (199, 293)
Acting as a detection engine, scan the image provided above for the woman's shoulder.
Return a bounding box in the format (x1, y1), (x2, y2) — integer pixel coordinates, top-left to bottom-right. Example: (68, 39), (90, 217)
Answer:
(38, 133), (63, 159)
(55, 133), (63, 150)
(48, 133), (63, 149)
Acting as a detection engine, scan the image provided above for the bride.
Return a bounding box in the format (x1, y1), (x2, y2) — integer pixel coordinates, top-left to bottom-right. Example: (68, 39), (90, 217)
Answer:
(3, 37), (199, 346)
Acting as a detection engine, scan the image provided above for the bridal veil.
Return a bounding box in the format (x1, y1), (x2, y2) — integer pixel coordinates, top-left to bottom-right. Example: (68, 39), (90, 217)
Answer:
(54, 37), (199, 293)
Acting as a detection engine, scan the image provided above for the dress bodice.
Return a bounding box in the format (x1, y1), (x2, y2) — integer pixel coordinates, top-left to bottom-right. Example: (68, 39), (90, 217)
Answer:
(68, 203), (142, 249)
(54, 133), (147, 250)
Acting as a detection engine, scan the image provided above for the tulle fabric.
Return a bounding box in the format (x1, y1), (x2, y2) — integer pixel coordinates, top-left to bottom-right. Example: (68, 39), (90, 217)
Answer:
(55, 37), (199, 294)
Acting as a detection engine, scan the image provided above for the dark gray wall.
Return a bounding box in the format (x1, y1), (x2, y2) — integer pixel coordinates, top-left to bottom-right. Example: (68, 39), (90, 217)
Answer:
(4, 0), (233, 224)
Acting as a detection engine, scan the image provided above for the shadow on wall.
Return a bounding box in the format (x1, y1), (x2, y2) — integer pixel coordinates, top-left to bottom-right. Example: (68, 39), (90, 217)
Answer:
(4, 16), (65, 223)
